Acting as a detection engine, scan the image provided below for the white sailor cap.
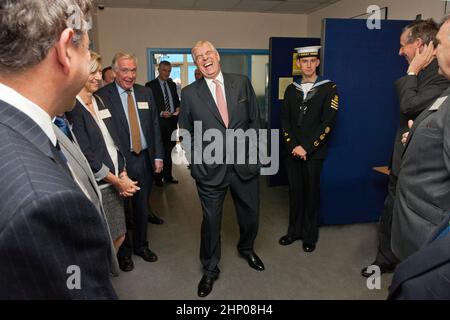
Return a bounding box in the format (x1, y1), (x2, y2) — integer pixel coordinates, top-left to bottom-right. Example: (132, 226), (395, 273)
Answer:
(295, 46), (321, 58)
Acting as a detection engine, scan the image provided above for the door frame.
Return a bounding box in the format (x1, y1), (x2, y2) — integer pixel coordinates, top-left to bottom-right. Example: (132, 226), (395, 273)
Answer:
(147, 48), (269, 82)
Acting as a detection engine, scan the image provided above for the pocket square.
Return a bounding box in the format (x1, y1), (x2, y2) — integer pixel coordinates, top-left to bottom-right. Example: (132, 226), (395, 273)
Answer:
(238, 98), (248, 103)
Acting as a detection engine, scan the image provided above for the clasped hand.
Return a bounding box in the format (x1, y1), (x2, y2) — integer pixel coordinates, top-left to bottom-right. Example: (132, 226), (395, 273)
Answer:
(292, 145), (307, 161)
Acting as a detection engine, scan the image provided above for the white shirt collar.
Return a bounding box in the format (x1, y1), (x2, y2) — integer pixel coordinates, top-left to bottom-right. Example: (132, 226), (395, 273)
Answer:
(205, 72), (224, 86)
(115, 81), (132, 95)
(0, 82), (57, 146)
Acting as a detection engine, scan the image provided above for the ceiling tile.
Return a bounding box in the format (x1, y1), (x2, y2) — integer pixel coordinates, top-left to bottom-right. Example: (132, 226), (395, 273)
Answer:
(94, 0), (340, 14)
(194, 0), (241, 11)
(150, 0), (197, 9)
(235, 0), (283, 12)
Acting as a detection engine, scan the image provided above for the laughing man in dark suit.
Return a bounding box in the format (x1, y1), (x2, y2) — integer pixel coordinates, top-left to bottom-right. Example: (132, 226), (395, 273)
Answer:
(179, 40), (264, 298)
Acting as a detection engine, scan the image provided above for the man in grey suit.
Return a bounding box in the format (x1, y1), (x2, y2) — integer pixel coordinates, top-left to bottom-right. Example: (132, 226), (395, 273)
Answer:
(391, 16), (450, 262)
(53, 116), (120, 276)
(0, 0), (117, 299)
(179, 40), (264, 298)
(362, 19), (450, 277)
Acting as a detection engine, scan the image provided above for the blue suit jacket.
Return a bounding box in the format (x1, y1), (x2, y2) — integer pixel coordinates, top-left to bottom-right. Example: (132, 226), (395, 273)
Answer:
(95, 83), (164, 165)
(0, 100), (117, 299)
(388, 213), (450, 299)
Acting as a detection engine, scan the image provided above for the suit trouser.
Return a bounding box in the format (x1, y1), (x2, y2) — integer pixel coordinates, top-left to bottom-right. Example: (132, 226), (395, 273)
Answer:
(374, 173), (400, 266)
(196, 168), (260, 278)
(155, 117), (177, 181)
(285, 157), (323, 244)
(118, 151), (153, 259)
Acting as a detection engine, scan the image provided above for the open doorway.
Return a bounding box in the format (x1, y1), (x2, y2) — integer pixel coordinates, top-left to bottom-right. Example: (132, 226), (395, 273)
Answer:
(147, 48), (269, 127)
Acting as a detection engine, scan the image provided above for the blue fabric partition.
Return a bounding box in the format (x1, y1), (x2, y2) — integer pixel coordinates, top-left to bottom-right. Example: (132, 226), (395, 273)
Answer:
(268, 19), (411, 225)
(319, 18), (410, 224)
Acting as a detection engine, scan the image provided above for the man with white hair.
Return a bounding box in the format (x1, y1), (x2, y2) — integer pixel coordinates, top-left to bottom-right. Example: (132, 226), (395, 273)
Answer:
(96, 53), (164, 272)
(180, 40), (264, 298)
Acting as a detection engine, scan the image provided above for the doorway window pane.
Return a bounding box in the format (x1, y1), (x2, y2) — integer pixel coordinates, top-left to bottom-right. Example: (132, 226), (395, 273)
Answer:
(159, 54), (184, 64)
(220, 54), (248, 76)
(188, 65), (197, 84)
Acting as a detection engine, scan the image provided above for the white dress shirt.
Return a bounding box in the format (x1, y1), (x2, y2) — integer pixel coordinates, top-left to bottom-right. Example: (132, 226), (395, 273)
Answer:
(76, 96), (119, 176)
(204, 72), (227, 106)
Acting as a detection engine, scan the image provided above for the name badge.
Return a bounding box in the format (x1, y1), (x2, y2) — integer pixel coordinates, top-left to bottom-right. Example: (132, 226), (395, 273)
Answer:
(429, 96), (447, 111)
(98, 108), (112, 119)
(138, 102), (149, 109)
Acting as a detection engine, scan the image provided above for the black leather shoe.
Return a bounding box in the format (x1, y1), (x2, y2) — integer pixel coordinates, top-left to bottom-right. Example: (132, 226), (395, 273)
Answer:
(279, 235), (300, 246)
(165, 177), (179, 184)
(148, 212), (164, 225)
(155, 179), (164, 187)
(198, 275), (217, 298)
(239, 251), (265, 271)
(118, 256), (134, 272)
(302, 243), (316, 252)
(135, 248), (158, 262)
(361, 262), (396, 278)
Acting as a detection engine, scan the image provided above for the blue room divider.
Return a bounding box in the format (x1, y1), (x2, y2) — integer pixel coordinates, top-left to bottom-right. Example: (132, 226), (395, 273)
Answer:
(268, 19), (410, 225)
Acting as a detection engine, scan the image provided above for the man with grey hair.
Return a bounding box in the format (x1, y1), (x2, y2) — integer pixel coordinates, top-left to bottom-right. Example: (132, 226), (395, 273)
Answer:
(96, 52), (164, 272)
(180, 40), (264, 298)
(388, 17), (450, 299)
(362, 19), (449, 278)
(0, 0), (117, 299)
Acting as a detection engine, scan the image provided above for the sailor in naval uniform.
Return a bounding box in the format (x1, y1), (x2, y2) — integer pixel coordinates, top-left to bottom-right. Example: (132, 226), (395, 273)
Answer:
(278, 46), (339, 253)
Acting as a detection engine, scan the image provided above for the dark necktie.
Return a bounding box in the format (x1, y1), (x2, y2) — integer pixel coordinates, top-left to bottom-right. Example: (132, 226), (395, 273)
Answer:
(163, 82), (171, 112)
(54, 116), (73, 141)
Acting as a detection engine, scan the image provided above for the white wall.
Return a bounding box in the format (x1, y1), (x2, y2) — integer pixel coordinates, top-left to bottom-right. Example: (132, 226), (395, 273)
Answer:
(96, 8), (308, 84)
(308, 0), (446, 37)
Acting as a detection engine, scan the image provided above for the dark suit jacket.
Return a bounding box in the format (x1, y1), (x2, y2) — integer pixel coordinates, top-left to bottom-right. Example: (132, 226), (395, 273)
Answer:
(179, 73), (261, 186)
(95, 83), (164, 166)
(388, 213), (450, 299)
(391, 59), (449, 176)
(0, 100), (117, 299)
(66, 97), (125, 182)
(145, 78), (180, 114)
(392, 88), (450, 260)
